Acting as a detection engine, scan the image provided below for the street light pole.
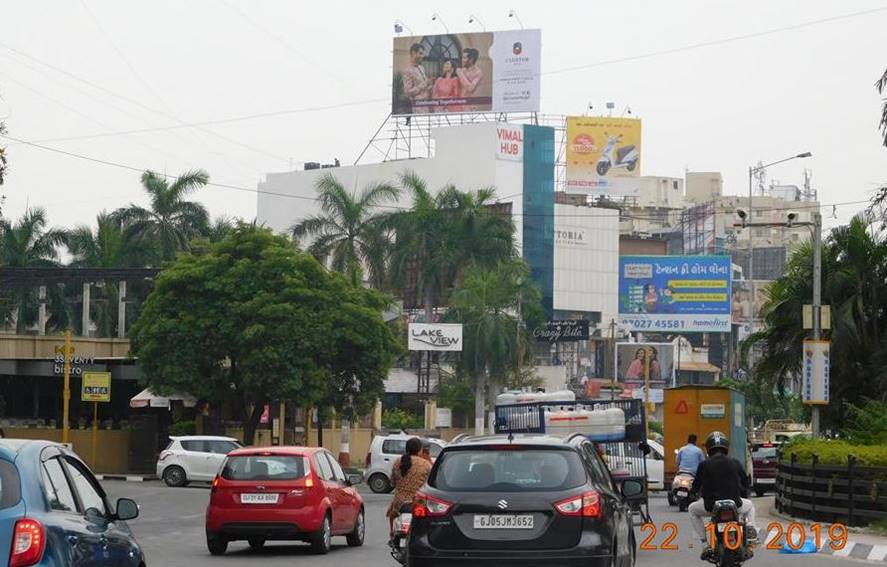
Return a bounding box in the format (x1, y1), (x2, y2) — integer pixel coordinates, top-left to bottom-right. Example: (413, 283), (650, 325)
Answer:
(811, 211), (823, 438)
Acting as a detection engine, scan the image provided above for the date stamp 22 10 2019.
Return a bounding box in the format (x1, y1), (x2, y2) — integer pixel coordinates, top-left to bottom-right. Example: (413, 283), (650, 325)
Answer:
(638, 522), (849, 552)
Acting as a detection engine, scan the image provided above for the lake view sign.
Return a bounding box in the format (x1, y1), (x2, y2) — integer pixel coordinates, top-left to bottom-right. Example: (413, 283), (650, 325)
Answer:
(408, 323), (463, 352)
(533, 320), (590, 343)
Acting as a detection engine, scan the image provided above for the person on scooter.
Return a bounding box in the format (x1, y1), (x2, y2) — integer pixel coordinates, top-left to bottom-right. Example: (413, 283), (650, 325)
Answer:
(387, 437), (432, 537)
(676, 433), (706, 474)
(689, 431), (758, 558)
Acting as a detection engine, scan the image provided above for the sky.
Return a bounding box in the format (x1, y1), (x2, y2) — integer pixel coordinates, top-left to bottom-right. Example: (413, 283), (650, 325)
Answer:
(1, 0), (886, 233)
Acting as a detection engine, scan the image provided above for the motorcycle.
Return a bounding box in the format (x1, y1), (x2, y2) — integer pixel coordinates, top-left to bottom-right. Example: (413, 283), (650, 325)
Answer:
(704, 499), (754, 567)
(670, 470), (696, 511)
(595, 133), (639, 177)
(389, 503), (412, 565)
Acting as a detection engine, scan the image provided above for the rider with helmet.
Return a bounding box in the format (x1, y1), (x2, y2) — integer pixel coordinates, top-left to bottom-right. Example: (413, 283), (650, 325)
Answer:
(689, 431), (758, 557)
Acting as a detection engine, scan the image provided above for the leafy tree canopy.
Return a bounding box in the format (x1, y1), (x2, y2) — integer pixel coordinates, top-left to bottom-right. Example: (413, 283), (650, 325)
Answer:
(130, 224), (400, 443)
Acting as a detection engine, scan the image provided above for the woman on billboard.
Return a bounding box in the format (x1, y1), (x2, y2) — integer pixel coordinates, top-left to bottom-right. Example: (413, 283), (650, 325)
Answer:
(432, 59), (461, 113)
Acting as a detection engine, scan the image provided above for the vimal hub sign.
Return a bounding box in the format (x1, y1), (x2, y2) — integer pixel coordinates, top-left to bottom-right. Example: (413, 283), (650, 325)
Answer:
(618, 256), (732, 333)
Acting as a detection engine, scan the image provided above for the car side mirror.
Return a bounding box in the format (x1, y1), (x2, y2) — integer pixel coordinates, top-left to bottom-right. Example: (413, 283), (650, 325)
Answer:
(346, 473), (363, 487)
(621, 479), (645, 499)
(115, 498), (139, 521)
(638, 442), (651, 456)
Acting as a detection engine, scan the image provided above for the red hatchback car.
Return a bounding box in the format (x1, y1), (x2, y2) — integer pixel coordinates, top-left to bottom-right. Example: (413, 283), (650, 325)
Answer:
(205, 446), (365, 555)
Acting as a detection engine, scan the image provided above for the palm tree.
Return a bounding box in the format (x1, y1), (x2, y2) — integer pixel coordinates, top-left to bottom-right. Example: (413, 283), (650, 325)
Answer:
(205, 216), (237, 243)
(389, 172), (515, 322)
(0, 207), (68, 332)
(749, 217), (887, 428)
(291, 173), (399, 287)
(67, 212), (150, 337)
(448, 259), (542, 434)
(114, 169), (210, 263)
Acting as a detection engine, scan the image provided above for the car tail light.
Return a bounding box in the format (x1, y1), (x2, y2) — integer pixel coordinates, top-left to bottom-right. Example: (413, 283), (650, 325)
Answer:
(412, 492), (452, 518)
(158, 450), (172, 461)
(9, 518), (45, 567)
(554, 491), (602, 518)
(211, 476), (220, 493)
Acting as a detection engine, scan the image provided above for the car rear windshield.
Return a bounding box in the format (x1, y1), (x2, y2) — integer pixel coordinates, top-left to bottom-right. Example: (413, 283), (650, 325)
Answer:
(432, 448), (587, 492)
(753, 447), (778, 459)
(0, 460), (22, 509)
(221, 456), (307, 481)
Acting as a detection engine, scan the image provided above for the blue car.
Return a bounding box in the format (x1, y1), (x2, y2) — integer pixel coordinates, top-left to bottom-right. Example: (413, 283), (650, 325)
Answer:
(0, 439), (145, 566)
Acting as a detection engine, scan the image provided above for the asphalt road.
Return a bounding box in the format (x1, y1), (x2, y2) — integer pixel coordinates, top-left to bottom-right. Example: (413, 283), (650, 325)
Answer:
(105, 481), (866, 567)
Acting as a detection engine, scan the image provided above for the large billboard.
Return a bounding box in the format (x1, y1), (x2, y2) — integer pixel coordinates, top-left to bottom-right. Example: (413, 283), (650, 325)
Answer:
(619, 256), (732, 333)
(391, 30), (541, 116)
(565, 117), (642, 195)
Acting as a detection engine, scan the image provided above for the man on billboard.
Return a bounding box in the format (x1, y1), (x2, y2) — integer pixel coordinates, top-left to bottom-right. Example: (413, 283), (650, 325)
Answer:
(456, 48), (483, 100)
(401, 43), (432, 114)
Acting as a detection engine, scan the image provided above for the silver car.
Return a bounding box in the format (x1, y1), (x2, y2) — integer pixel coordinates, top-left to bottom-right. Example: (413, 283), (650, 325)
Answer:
(156, 435), (242, 486)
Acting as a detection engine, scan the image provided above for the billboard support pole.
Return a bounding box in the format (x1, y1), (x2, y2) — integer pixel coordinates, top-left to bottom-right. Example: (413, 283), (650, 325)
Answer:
(811, 211), (822, 438)
(608, 319), (616, 401)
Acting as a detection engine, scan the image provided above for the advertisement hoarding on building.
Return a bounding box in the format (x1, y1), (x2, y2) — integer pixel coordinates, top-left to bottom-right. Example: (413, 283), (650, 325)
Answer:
(408, 323), (463, 351)
(802, 340), (830, 405)
(615, 342), (675, 402)
(392, 30), (541, 116)
(619, 255), (732, 333)
(533, 320), (590, 343)
(565, 117), (642, 195)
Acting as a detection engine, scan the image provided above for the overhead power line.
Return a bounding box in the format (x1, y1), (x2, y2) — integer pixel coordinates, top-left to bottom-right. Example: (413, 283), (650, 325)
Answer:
(2, 132), (874, 221)
(0, 39), (289, 163)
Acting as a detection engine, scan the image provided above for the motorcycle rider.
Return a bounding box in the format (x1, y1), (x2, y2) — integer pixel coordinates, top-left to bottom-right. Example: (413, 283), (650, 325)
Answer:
(676, 433), (706, 474)
(689, 431), (758, 559)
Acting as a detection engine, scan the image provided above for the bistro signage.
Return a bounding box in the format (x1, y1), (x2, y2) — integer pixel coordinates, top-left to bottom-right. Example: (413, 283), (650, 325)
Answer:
(533, 320), (590, 343)
(408, 323), (463, 352)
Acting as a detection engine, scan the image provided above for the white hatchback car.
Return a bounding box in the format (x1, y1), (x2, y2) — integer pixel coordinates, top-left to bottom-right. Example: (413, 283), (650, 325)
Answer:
(363, 433), (446, 493)
(157, 435), (242, 487)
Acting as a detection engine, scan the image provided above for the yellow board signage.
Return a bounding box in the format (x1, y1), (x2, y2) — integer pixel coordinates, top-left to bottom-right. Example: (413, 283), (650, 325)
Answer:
(565, 116), (642, 195)
(81, 372), (111, 403)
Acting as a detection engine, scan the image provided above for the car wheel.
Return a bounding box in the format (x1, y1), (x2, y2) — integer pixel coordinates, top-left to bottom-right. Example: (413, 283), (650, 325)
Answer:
(667, 491), (676, 506)
(163, 465), (187, 487)
(248, 538), (265, 550)
(679, 500), (688, 512)
(346, 509), (365, 547)
(368, 473), (390, 494)
(206, 533), (228, 556)
(310, 514), (332, 554)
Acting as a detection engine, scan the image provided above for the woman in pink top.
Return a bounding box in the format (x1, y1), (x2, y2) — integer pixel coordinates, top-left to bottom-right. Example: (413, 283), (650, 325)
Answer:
(431, 60), (461, 113)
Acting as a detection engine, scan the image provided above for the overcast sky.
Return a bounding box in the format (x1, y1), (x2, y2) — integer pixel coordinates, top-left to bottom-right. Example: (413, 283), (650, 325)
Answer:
(1, 0), (885, 233)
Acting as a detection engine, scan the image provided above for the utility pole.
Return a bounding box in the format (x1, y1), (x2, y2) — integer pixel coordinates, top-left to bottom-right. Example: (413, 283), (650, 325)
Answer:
(811, 211), (822, 438)
(608, 319), (616, 401)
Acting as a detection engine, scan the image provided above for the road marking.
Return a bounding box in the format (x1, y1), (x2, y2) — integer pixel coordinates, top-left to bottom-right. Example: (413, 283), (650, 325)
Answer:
(834, 542), (856, 557)
(867, 545), (887, 561)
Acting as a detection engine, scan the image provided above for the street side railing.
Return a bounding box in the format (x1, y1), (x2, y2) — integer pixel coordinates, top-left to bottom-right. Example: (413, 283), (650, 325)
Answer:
(776, 452), (887, 526)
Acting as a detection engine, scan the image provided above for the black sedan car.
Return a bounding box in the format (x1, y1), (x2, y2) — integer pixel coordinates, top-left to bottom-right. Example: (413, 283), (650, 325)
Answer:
(407, 434), (640, 567)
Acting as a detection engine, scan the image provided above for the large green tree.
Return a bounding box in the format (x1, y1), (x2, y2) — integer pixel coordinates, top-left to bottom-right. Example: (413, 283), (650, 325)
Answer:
(0, 207), (68, 332)
(748, 218), (887, 428)
(114, 169), (210, 263)
(448, 259), (542, 434)
(291, 173), (399, 288)
(389, 172), (515, 321)
(130, 225), (399, 444)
